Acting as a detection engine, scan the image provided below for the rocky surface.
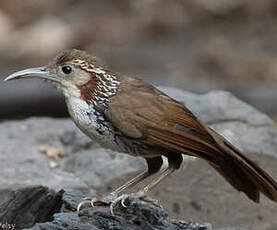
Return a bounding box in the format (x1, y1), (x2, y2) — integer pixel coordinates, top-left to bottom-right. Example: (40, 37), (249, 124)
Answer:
(0, 186), (63, 230)
(0, 88), (276, 229)
(0, 185), (246, 230)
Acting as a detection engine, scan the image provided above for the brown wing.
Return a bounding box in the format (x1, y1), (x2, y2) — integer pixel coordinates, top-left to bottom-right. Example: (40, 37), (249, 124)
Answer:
(105, 77), (221, 160)
(105, 77), (277, 202)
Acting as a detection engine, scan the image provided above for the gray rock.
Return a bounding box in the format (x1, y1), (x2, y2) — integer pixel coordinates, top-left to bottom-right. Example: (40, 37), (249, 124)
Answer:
(0, 186), (63, 230)
(17, 187), (210, 230)
(0, 185), (251, 230)
(0, 118), (89, 199)
(0, 185), (213, 230)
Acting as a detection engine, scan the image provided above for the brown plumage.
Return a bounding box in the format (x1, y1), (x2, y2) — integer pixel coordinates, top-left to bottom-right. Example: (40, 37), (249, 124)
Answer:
(77, 72), (100, 102)
(106, 77), (277, 203)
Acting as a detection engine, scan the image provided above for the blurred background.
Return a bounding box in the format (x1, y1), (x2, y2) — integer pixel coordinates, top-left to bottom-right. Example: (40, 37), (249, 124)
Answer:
(2, 0), (277, 118)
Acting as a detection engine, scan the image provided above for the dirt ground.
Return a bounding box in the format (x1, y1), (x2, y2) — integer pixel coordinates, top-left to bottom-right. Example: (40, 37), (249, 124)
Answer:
(102, 153), (277, 230)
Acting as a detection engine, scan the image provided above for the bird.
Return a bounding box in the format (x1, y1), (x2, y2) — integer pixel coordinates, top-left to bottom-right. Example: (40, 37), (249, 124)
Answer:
(5, 49), (277, 213)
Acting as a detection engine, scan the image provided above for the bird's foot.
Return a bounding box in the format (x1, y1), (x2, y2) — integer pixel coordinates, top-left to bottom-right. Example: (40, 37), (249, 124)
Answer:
(77, 197), (106, 212)
(109, 191), (162, 215)
(77, 191), (162, 215)
(77, 191), (119, 213)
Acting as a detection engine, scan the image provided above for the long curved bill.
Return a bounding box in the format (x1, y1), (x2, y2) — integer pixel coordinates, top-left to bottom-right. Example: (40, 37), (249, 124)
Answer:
(4, 67), (60, 83)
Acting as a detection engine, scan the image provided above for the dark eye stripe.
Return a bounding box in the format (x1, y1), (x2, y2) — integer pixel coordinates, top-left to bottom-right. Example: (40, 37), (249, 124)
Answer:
(62, 65), (72, 75)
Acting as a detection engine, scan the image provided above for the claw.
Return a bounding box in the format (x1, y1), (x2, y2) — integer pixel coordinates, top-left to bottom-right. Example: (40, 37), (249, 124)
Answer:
(77, 202), (83, 213)
(110, 199), (120, 215)
(110, 194), (125, 215)
(76, 191), (160, 215)
(77, 197), (99, 212)
(77, 199), (89, 212)
(121, 197), (127, 208)
(110, 202), (116, 216)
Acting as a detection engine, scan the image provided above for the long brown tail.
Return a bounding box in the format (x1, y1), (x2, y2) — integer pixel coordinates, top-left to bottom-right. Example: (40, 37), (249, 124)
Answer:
(148, 123), (277, 202)
(208, 129), (277, 203)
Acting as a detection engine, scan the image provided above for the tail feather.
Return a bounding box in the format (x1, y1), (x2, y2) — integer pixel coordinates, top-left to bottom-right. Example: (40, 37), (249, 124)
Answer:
(209, 129), (277, 203)
(209, 161), (260, 202)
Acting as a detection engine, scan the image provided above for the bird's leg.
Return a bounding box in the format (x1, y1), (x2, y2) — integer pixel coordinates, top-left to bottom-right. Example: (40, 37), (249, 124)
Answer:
(110, 166), (176, 214)
(111, 156), (164, 195)
(143, 166), (175, 193)
(77, 156), (163, 212)
(109, 154), (182, 214)
(111, 171), (151, 195)
(77, 171), (151, 212)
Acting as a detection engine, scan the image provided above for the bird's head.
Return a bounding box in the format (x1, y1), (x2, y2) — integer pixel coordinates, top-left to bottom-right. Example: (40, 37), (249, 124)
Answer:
(4, 49), (119, 104)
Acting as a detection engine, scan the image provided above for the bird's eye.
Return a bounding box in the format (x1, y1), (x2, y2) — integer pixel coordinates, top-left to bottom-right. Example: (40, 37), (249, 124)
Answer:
(61, 65), (73, 75)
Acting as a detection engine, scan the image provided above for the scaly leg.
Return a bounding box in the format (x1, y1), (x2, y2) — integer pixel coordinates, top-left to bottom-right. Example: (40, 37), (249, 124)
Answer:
(77, 156), (163, 212)
(109, 153), (183, 214)
(110, 166), (176, 214)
